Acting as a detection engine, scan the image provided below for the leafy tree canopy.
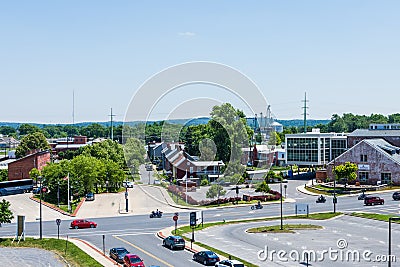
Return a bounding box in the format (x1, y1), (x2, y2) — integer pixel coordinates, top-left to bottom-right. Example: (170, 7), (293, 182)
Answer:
(0, 199), (14, 227)
(15, 132), (50, 158)
(333, 162), (358, 183)
(206, 184), (226, 199)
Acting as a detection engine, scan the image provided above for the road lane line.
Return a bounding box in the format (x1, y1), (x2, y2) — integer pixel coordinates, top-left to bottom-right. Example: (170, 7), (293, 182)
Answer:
(113, 235), (174, 267)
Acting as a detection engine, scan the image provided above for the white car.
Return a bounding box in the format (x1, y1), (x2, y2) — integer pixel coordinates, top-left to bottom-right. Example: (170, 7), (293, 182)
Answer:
(215, 259), (244, 267)
(123, 181), (134, 188)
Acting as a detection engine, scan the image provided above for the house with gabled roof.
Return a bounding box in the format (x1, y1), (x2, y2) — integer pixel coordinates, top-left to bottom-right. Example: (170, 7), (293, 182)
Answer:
(326, 138), (400, 185)
(161, 143), (223, 183)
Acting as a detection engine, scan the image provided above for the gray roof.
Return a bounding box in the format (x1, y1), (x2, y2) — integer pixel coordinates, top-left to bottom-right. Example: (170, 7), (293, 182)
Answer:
(349, 129), (400, 137)
(363, 139), (400, 165)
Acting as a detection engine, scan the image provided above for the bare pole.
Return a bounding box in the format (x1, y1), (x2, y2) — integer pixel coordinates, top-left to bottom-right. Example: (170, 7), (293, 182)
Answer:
(109, 108), (116, 140)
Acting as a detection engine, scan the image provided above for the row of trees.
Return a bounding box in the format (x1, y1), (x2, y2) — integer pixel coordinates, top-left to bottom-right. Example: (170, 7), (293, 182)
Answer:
(0, 123), (121, 139)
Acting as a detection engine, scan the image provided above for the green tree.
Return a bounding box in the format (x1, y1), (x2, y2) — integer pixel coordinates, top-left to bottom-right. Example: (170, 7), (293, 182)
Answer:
(81, 139), (125, 168)
(389, 113), (400, 123)
(333, 162), (358, 186)
(15, 132), (50, 158)
(124, 137), (146, 172)
(0, 169), (8, 182)
(80, 123), (107, 138)
(18, 123), (41, 135)
(0, 126), (16, 136)
(0, 199), (14, 227)
(206, 184), (226, 199)
(255, 181), (271, 195)
(268, 131), (281, 146)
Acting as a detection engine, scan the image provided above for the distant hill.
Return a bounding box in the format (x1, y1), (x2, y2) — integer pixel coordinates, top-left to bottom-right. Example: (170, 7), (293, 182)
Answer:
(276, 119), (330, 127)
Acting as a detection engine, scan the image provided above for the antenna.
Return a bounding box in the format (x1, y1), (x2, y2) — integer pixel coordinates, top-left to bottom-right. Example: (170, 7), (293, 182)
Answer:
(109, 108), (116, 140)
(72, 90), (75, 125)
(302, 92), (309, 133)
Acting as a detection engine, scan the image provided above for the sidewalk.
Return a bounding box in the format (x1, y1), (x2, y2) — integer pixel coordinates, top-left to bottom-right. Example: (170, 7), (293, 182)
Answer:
(68, 237), (117, 267)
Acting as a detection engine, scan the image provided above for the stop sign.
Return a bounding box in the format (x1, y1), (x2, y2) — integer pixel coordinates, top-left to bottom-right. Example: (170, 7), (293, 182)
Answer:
(173, 215), (178, 221)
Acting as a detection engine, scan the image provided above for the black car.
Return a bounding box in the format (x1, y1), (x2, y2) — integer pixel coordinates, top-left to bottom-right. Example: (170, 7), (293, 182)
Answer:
(193, 250), (220, 265)
(163, 235), (185, 250)
(85, 192), (95, 201)
(109, 247), (129, 263)
(393, 192), (400, 200)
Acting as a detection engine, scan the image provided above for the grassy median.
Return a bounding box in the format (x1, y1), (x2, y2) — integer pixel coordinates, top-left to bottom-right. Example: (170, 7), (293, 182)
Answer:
(0, 237), (102, 267)
(350, 212), (400, 222)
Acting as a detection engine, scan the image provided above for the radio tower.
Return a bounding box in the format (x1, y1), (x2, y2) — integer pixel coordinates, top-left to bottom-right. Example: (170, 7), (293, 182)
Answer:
(302, 92), (309, 133)
(109, 108), (116, 140)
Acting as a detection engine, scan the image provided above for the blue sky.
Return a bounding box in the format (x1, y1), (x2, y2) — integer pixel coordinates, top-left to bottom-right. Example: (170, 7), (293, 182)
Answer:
(1, 1), (399, 123)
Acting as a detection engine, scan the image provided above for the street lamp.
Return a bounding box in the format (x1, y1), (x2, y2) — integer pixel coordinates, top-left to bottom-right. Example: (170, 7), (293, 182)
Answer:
(333, 158), (337, 214)
(388, 217), (400, 267)
(280, 178), (283, 230)
(125, 177), (129, 212)
(38, 176), (43, 240)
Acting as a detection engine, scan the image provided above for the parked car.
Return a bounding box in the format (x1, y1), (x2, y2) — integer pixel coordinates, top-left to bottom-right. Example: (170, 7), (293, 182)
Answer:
(123, 181), (134, 188)
(215, 259), (245, 267)
(163, 235), (185, 250)
(109, 247), (129, 263)
(193, 250), (220, 265)
(85, 192), (95, 201)
(393, 192), (400, 200)
(364, 196), (384, 205)
(70, 219), (97, 229)
(123, 254), (145, 267)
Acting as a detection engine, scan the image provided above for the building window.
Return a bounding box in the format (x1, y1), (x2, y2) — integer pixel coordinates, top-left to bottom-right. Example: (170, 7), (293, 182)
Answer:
(359, 171), (369, 182)
(190, 167), (193, 173)
(381, 173), (392, 184)
(360, 155), (367, 162)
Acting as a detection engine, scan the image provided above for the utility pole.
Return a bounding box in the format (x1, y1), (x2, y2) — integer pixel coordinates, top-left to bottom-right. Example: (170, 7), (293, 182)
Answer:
(109, 108), (115, 140)
(302, 92), (309, 133)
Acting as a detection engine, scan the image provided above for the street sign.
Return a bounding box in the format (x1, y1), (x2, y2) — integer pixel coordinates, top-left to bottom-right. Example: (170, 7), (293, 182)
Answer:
(190, 212), (196, 227)
(173, 215), (178, 221)
(56, 219), (61, 226)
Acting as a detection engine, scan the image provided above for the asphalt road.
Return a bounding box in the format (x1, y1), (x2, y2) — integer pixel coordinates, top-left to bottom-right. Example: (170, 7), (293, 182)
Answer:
(1, 178), (399, 267)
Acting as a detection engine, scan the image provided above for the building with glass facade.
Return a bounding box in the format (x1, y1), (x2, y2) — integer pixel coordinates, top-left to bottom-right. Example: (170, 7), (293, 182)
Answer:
(285, 129), (348, 166)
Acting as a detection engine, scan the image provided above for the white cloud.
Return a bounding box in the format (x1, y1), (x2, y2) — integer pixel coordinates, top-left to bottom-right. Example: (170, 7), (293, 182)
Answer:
(178, 32), (196, 37)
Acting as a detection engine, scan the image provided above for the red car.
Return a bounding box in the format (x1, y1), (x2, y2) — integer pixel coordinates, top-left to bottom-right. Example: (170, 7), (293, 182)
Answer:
(70, 219), (97, 229)
(123, 254), (145, 267)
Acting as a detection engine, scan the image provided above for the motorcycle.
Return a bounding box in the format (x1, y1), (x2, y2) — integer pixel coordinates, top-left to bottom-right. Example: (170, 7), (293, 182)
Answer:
(316, 196), (326, 203)
(150, 210), (163, 218)
(251, 204), (263, 210)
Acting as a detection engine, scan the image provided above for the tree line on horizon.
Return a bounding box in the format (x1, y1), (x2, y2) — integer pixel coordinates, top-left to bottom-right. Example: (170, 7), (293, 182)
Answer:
(2, 112), (400, 145)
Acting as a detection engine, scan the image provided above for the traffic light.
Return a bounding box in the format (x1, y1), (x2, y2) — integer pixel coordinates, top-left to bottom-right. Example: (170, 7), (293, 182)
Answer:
(235, 186), (239, 195)
(190, 212), (196, 227)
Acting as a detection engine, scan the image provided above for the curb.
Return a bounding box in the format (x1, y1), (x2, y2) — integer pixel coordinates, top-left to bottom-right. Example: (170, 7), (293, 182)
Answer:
(70, 237), (118, 266)
(30, 196), (85, 217)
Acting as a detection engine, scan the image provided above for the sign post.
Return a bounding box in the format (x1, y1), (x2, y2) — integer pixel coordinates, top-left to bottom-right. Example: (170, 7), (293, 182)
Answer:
(173, 212), (179, 235)
(56, 219), (61, 239)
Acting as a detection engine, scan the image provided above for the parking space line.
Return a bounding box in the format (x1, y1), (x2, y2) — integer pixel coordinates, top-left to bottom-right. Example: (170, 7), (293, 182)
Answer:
(113, 235), (174, 267)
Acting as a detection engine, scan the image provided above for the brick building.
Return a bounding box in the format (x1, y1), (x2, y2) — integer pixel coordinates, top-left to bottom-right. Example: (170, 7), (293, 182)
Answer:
(326, 139), (400, 185)
(8, 150), (51, 181)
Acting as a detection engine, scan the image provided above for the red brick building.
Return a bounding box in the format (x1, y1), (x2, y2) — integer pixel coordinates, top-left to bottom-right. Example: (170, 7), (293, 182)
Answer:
(326, 139), (400, 185)
(8, 150), (51, 181)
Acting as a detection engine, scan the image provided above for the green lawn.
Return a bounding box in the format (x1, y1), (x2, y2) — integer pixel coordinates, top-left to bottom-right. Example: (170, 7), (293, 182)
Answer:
(247, 224), (322, 233)
(0, 237), (102, 267)
(350, 212), (400, 222)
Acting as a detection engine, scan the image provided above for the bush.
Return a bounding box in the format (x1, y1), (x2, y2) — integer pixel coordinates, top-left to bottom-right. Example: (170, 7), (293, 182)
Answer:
(200, 179), (209, 186)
